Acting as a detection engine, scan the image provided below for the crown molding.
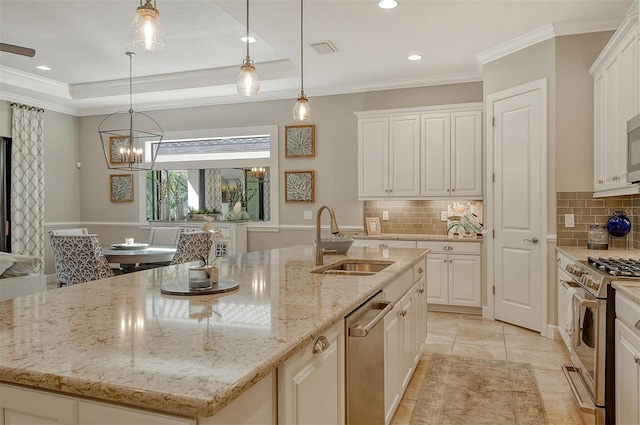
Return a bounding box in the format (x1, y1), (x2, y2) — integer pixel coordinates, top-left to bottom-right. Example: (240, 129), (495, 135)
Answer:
(0, 91), (79, 116)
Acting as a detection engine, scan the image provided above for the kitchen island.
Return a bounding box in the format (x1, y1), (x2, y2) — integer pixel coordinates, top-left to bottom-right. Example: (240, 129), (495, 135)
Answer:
(0, 245), (428, 422)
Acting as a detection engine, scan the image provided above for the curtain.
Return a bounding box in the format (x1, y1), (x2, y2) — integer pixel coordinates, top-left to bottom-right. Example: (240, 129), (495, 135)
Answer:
(10, 103), (44, 272)
(0, 138), (11, 252)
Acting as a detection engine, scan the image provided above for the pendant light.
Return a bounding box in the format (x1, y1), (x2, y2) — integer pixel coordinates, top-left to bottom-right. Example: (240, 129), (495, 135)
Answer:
(293, 0), (310, 121)
(131, 0), (166, 51)
(98, 52), (164, 171)
(236, 0), (260, 96)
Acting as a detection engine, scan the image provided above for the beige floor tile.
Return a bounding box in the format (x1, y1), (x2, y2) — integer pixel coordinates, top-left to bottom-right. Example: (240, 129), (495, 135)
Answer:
(540, 392), (585, 425)
(506, 347), (569, 370)
(389, 399), (416, 425)
(533, 368), (574, 395)
(458, 315), (506, 333)
(452, 342), (507, 361)
(501, 321), (541, 336)
(403, 369), (425, 401)
(455, 327), (506, 347)
(423, 339), (453, 356)
(427, 326), (456, 342)
(505, 333), (560, 353)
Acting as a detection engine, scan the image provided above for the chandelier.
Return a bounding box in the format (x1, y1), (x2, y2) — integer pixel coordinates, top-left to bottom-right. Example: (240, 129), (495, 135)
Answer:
(131, 0), (166, 51)
(293, 0), (310, 121)
(236, 0), (260, 96)
(251, 167), (266, 180)
(98, 52), (163, 171)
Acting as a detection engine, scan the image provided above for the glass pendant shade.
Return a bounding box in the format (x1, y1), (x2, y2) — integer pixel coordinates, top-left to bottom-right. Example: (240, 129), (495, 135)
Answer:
(237, 59), (260, 96)
(131, 0), (165, 51)
(293, 92), (311, 121)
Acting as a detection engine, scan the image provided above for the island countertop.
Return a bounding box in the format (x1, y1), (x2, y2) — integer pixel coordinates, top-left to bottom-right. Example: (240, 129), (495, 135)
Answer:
(0, 245), (428, 418)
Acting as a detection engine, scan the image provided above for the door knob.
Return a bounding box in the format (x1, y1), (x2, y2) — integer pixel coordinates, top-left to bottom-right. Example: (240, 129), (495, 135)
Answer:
(523, 237), (539, 244)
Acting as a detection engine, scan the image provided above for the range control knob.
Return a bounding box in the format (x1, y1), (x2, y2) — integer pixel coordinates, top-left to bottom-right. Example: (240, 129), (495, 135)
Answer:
(566, 264), (583, 278)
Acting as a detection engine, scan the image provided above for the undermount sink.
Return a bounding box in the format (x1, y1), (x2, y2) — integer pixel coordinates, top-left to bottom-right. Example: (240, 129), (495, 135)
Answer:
(311, 260), (394, 276)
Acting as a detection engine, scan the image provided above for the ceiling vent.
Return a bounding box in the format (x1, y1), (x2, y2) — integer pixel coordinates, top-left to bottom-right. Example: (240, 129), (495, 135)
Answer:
(309, 40), (338, 55)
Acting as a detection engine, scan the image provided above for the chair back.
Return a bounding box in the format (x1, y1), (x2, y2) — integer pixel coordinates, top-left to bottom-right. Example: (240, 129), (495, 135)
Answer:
(148, 227), (181, 246)
(50, 228), (89, 236)
(170, 231), (213, 265)
(48, 232), (113, 286)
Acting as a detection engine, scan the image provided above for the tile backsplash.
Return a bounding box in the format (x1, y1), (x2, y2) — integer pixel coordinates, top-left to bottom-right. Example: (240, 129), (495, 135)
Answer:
(363, 200), (483, 235)
(557, 192), (640, 249)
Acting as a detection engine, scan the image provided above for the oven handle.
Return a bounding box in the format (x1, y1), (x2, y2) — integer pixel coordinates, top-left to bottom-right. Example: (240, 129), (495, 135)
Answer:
(561, 280), (579, 289)
(570, 291), (597, 347)
(561, 364), (596, 415)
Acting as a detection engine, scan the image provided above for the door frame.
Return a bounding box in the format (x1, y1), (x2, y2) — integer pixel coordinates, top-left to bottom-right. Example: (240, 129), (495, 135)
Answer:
(483, 78), (549, 337)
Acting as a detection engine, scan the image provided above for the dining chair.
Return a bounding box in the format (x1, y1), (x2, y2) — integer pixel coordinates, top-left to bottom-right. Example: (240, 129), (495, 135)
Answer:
(170, 231), (213, 265)
(48, 232), (114, 286)
(49, 228), (89, 236)
(148, 227), (182, 245)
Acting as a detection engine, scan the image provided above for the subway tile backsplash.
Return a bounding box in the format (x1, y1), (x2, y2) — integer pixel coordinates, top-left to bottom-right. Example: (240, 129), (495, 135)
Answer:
(557, 192), (639, 249)
(363, 200), (483, 235)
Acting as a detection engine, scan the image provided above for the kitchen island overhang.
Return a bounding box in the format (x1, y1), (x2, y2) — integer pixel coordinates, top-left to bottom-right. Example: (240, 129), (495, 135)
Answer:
(0, 245), (428, 418)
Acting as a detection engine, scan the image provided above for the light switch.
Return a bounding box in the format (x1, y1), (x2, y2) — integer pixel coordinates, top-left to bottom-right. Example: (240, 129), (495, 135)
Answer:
(382, 211), (389, 221)
(304, 211), (312, 220)
(441, 211), (448, 222)
(564, 213), (575, 228)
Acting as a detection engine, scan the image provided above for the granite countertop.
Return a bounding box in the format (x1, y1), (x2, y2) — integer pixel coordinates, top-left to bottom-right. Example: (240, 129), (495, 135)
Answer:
(613, 282), (640, 305)
(0, 245), (428, 418)
(556, 246), (640, 262)
(345, 232), (484, 242)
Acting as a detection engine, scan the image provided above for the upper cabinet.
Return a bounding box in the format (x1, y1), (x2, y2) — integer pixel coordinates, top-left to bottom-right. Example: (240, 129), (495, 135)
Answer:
(356, 103), (483, 200)
(590, 10), (639, 197)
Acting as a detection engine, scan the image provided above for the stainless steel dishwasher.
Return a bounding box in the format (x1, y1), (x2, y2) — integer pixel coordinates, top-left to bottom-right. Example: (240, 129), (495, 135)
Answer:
(345, 290), (393, 425)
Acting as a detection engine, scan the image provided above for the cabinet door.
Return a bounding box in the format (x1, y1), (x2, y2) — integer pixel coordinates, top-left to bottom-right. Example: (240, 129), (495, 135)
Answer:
(594, 72), (606, 191)
(384, 303), (403, 424)
(78, 401), (194, 425)
(450, 111), (482, 196)
(400, 291), (416, 391)
(603, 55), (620, 190)
(1, 384), (77, 425)
(389, 115), (421, 197)
(615, 319), (640, 425)
(359, 117), (389, 197)
(426, 253), (448, 304)
(619, 28), (639, 187)
(421, 113), (451, 196)
(557, 268), (575, 349)
(278, 322), (344, 425)
(448, 255), (481, 307)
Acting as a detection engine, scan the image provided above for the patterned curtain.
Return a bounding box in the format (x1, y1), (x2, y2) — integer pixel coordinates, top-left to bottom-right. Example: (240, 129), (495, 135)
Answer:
(205, 168), (222, 212)
(11, 103), (45, 271)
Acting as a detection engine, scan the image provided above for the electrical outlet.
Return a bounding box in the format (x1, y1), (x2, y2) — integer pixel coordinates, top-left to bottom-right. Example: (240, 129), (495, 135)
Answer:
(382, 211), (389, 221)
(441, 211), (448, 222)
(564, 213), (575, 228)
(304, 211), (312, 220)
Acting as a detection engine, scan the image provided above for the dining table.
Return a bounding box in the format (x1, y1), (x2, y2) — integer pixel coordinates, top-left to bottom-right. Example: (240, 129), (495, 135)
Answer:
(102, 245), (177, 273)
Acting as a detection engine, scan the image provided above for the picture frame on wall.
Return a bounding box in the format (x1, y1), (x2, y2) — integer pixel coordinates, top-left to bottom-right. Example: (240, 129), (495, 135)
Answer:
(365, 217), (381, 235)
(285, 125), (315, 158)
(284, 170), (314, 202)
(110, 174), (134, 202)
(109, 136), (130, 164)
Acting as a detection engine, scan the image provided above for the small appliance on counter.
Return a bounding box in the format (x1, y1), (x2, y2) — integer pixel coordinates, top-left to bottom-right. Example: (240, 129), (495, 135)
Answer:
(587, 224), (608, 250)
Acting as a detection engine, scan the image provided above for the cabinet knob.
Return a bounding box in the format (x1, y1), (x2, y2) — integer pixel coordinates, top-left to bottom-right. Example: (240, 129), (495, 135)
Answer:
(379, 244), (388, 248)
(635, 355), (640, 365)
(598, 180), (603, 184)
(635, 320), (640, 331)
(418, 267), (424, 274)
(451, 189), (455, 192)
(312, 336), (330, 353)
(443, 246), (453, 251)
(446, 189), (450, 192)
(418, 288), (425, 294)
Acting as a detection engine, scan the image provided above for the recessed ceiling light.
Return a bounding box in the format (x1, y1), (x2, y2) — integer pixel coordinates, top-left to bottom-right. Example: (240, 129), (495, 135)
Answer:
(36, 65), (51, 71)
(408, 55), (422, 61)
(378, 0), (398, 10)
(241, 36), (256, 43)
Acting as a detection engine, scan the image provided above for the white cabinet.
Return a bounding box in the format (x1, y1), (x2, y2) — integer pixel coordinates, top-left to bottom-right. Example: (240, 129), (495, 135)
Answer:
(357, 115), (421, 198)
(278, 321), (344, 425)
(356, 103), (483, 200)
(351, 239), (417, 249)
(421, 111), (482, 197)
(418, 241), (481, 309)
(591, 12), (639, 196)
(615, 291), (640, 425)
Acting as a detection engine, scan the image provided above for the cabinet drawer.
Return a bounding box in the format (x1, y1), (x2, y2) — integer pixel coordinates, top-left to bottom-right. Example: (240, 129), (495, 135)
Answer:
(352, 239), (416, 249)
(616, 292), (640, 333)
(384, 269), (413, 304)
(412, 259), (426, 283)
(416, 240), (480, 254)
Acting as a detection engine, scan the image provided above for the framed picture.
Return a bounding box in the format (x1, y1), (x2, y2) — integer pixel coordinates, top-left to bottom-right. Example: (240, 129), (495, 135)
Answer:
(110, 174), (134, 202)
(285, 170), (314, 202)
(109, 136), (130, 164)
(365, 217), (381, 235)
(285, 125), (315, 158)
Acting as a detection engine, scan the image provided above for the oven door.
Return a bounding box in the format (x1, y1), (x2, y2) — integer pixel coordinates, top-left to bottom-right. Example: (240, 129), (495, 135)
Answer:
(568, 286), (606, 407)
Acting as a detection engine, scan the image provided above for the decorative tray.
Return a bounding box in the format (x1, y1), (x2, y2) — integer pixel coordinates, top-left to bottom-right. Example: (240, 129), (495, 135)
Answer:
(110, 243), (149, 250)
(160, 278), (239, 296)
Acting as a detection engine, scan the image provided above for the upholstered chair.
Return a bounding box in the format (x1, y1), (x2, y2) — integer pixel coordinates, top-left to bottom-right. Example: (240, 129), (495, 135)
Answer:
(147, 227), (182, 246)
(48, 233), (114, 286)
(169, 231), (213, 265)
(49, 228), (89, 236)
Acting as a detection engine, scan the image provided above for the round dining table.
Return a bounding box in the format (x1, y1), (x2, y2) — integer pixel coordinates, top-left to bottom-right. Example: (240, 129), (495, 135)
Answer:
(102, 245), (177, 272)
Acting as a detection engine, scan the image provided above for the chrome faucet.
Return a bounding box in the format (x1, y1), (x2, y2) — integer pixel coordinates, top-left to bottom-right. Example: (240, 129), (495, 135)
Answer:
(316, 204), (340, 266)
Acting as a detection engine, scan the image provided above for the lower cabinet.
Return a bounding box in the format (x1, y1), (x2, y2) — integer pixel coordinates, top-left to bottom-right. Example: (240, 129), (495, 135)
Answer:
(278, 321), (345, 425)
(615, 292), (640, 425)
(351, 239), (417, 248)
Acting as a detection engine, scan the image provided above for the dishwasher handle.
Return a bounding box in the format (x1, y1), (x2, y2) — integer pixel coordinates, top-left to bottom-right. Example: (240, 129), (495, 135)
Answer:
(349, 301), (393, 337)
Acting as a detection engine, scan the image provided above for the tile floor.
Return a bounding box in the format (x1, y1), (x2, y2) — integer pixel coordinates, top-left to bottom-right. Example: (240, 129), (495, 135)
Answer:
(390, 311), (585, 425)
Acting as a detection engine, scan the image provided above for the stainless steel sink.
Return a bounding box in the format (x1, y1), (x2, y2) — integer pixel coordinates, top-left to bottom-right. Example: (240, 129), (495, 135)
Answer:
(311, 260), (394, 276)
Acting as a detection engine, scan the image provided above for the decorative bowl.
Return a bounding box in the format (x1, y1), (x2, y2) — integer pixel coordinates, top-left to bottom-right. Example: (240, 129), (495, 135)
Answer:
(314, 237), (354, 255)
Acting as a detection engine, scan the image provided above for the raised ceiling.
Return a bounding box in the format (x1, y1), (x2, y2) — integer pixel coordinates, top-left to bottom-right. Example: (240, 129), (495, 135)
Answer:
(0, 0), (633, 116)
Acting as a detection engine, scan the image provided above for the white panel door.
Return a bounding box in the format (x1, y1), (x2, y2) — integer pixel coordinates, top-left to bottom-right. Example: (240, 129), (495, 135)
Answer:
(358, 118), (389, 197)
(451, 111), (482, 197)
(448, 254), (481, 307)
(421, 114), (450, 196)
(426, 253), (448, 304)
(389, 115), (420, 197)
(492, 88), (543, 332)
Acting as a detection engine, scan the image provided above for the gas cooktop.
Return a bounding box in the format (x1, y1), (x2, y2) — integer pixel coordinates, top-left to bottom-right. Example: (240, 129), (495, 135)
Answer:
(586, 257), (640, 277)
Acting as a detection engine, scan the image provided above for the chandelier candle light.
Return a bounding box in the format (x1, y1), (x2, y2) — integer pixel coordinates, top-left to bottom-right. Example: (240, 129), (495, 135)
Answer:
(98, 52), (164, 171)
(131, 0), (166, 51)
(236, 0), (260, 96)
(293, 0), (310, 121)
(251, 167), (266, 180)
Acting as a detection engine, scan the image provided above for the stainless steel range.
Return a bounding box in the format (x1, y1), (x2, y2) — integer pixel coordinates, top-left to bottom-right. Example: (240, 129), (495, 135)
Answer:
(562, 256), (640, 425)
